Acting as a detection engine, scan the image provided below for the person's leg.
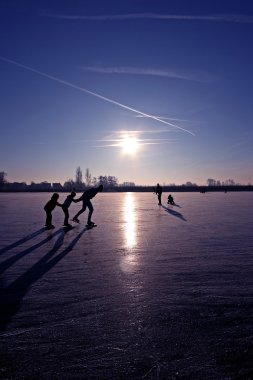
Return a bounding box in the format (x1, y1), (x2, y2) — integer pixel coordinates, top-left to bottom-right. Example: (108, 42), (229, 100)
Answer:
(87, 201), (94, 224)
(63, 207), (69, 225)
(73, 204), (86, 220)
(45, 210), (52, 226)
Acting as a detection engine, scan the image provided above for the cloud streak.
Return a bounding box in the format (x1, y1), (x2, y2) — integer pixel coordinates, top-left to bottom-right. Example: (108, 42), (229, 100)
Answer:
(45, 12), (253, 24)
(94, 130), (177, 149)
(80, 66), (214, 83)
(94, 139), (176, 148)
(0, 56), (194, 135)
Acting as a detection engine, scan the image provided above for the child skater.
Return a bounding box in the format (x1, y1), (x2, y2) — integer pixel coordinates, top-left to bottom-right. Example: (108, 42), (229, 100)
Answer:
(167, 194), (175, 205)
(62, 191), (77, 227)
(44, 193), (62, 229)
(72, 184), (103, 227)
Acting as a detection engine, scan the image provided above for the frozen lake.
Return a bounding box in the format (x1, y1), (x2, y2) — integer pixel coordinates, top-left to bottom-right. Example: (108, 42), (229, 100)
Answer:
(0, 191), (253, 379)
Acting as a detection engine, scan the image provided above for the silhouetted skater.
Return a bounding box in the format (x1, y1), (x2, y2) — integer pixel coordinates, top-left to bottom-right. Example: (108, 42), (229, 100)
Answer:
(73, 184), (103, 226)
(167, 194), (175, 205)
(155, 183), (163, 205)
(44, 193), (62, 229)
(62, 191), (77, 227)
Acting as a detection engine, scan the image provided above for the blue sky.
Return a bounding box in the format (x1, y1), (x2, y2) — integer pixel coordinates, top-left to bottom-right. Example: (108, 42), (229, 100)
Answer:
(1, 0), (253, 185)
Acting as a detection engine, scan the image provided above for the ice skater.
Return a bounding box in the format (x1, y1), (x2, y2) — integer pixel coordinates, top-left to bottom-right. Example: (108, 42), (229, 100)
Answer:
(44, 193), (62, 229)
(167, 194), (175, 205)
(155, 183), (163, 205)
(62, 191), (77, 227)
(72, 184), (103, 227)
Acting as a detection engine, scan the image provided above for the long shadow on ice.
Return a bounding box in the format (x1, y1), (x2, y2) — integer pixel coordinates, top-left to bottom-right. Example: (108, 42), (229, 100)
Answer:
(162, 205), (187, 221)
(0, 228), (45, 255)
(171, 202), (181, 208)
(0, 229), (63, 275)
(0, 226), (88, 332)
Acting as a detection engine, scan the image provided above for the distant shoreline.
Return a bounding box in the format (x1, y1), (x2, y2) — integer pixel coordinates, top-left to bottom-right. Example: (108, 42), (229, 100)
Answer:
(0, 185), (252, 193)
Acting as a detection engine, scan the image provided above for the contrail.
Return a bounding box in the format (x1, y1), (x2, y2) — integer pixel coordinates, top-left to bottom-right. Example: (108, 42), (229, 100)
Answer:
(0, 56), (194, 136)
(46, 13), (253, 24)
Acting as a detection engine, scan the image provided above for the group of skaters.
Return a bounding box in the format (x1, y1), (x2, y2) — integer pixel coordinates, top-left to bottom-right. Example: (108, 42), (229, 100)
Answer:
(44, 184), (103, 229)
(155, 183), (175, 206)
(44, 183), (175, 229)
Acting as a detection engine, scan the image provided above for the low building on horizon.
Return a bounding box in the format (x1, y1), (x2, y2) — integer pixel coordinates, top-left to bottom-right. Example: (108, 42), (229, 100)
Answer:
(121, 182), (135, 187)
(52, 183), (63, 191)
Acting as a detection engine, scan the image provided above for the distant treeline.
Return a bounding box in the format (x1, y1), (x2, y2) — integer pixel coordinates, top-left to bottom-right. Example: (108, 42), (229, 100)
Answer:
(115, 185), (253, 193)
(0, 185), (252, 193)
(2, 170), (251, 193)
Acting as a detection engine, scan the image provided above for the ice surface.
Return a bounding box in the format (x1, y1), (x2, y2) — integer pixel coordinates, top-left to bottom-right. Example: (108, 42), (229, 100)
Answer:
(0, 192), (253, 379)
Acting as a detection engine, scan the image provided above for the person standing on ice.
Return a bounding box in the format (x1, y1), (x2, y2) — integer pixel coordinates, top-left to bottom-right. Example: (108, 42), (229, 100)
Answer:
(62, 191), (77, 227)
(72, 184), (103, 226)
(44, 193), (62, 229)
(155, 183), (163, 205)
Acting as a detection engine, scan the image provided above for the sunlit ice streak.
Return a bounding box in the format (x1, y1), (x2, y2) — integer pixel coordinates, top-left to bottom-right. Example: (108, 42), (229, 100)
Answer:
(119, 193), (138, 273)
(124, 193), (137, 249)
(0, 56), (194, 136)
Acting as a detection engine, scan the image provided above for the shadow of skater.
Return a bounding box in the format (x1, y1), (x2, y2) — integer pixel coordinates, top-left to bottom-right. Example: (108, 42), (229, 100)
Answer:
(162, 205), (187, 221)
(172, 203), (182, 208)
(0, 229), (63, 275)
(0, 226), (88, 333)
(0, 228), (46, 255)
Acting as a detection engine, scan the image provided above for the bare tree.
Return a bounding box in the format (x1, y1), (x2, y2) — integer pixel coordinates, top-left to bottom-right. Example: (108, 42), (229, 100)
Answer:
(75, 166), (83, 185)
(108, 176), (118, 187)
(64, 179), (75, 190)
(85, 168), (92, 186)
(0, 171), (7, 186)
(98, 175), (108, 187)
(207, 178), (217, 186)
(224, 179), (235, 186)
(97, 175), (118, 188)
(184, 181), (197, 187)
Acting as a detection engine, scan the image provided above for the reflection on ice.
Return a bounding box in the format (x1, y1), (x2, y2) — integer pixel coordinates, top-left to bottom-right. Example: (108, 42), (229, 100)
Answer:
(120, 193), (138, 273)
(123, 192), (137, 249)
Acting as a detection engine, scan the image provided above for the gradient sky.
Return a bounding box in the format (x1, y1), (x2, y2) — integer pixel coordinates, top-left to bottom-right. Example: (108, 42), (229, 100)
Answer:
(1, 0), (253, 186)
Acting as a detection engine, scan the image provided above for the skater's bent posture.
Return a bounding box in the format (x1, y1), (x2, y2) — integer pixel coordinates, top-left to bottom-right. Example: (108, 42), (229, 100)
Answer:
(44, 193), (62, 228)
(167, 194), (175, 205)
(73, 184), (103, 226)
(62, 191), (77, 227)
(155, 183), (163, 205)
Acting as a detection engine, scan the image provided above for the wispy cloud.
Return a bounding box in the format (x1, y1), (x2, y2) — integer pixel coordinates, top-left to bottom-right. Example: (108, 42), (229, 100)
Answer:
(93, 130), (177, 149)
(80, 66), (214, 83)
(45, 12), (253, 24)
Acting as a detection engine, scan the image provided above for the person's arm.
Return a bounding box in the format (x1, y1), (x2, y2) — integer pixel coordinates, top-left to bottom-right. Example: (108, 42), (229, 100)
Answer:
(73, 195), (83, 202)
(56, 202), (63, 207)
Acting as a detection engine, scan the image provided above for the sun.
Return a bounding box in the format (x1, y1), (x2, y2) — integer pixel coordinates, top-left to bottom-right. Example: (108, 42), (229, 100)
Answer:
(121, 136), (139, 155)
